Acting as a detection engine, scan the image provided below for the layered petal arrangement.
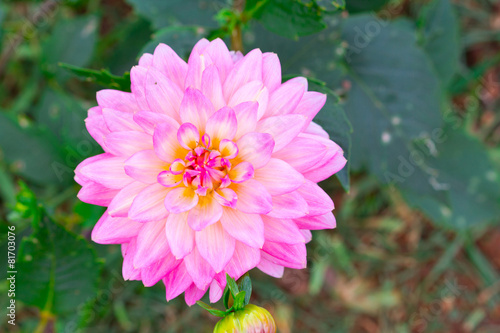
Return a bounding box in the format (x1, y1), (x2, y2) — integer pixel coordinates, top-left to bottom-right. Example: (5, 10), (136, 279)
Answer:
(75, 38), (347, 305)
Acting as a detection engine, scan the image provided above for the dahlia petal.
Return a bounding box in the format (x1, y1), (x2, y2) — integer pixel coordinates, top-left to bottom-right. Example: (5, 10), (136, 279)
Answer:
(254, 158), (304, 195)
(128, 183), (170, 222)
(218, 139), (239, 159)
(165, 212), (194, 259)
(79, 154), (132, 189)
(164, 187), (199, 213)
(234, 101), (258, 139)
(228, 81), (269, 120)
(266, 77), (306, 117)
(85, 108), (109, 152)
(209, 280), (223, 303)
(213, 188), (238, 208)
(134, 219), (170, 268)
(177, 123), (200, 150)
(256, 114), (308, 152)
(77, 182), (119, 206)
(228, 161), (254, 183)
(164, 262), (193, 301)
(223, 48), (263, 100)
(272, 135), (327, 173)
(293, 212), (336, 230)
(130, 66), (149, 110)
(296, 180), (334, 216)
(96, 89), (140, 113)
(75, 153), (109, 185)
(196, 222), (235, 273)
(261, 242), (307, 269)
(187, 195), (223, 231)
(142, 252), (180, 287)
(153, 121), (184, 163)
(262, 215), (304, 244)
(124, 150), (168, 184)
(231, 179), (272, 215)
(138, 52), (153, 67)
(257, 258), (285, 278)
(152, 43), (188, 90)
(224, 241), (260, 280)
(185, 284), (206, 306)
(205, 107), (237, 145)
(300, 229), (313, 243)
(303, 150), (347, 183)
(236, 132), (274, 169)
(293, 91), (327, 124)
(304, 121), (329, 138)
(105, 131), (153, 156)
(122, 240), (141, 280)
(133, 111), (180, 135)
(184, 247), (215, 290)
(157, 170), (183, 187)
(108, 181), (146, 217)
(201, 64), (226, 111)
(145, 69), (183, 121)
(267, 191), (309, 219)
(262, 52), (281, 92)
(202, 38), (233, 82)
(91, 211), (142, 244)
(179, 87), (215, 131)
(102, 108), (143, 132)
(219, 207), (264, 248)
(185, 45), (213, 90)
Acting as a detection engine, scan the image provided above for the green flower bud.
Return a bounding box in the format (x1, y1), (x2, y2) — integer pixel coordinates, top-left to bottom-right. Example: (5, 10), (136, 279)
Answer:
(213, 304), (276, 333)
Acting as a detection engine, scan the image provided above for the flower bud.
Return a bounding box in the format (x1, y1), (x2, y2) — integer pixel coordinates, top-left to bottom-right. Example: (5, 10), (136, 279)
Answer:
(213, 304), (276, 333)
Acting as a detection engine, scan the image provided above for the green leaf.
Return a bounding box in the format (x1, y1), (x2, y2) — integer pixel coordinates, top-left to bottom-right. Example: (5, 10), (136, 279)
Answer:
(59, 63), (131, 91)
(196, 301), (227, 317)
(247, 0), (326, 39)
(418, 0), (460, 86)
(345, 0), (390, 13)
(314, 0), (345, 11)
(237, 274), (252, 307)
(226, 273), (239, 298)
(42, 15), (99, 80)
(140, 26), (206, 60)
(232, 291), (246, 311)
(125, 0), (220, 29)
(16, 189), (101, 315)
(341, 15), (443, 190)
(223, 286), (231, 310)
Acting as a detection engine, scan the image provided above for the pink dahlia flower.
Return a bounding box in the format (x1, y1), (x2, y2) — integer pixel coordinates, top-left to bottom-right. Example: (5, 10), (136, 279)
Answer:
(75, 38), (346, 305)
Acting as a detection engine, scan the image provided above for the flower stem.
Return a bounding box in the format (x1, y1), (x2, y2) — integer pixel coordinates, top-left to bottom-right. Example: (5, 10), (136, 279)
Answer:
(231, 0), (245, 52)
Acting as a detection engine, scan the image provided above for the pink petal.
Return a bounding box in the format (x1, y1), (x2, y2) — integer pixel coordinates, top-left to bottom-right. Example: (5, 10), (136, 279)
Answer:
(77, 182), (118, 206)
(152, 43), (188, 90)
(234, 101), (258, 139)
(272, 135), (327, 173)
(293, 212), (336, 230)
(219, 139), (239, 159)
(267, 191), (309, 219)
(177, 123), (200, 150)
(296, 180), (334, 216)
(164, 187), (199, 213)
(303, 149), (347, 183)
(164, 262), (193, 301)
(293, 91), (327, 124)
(130, 66), (149, 110)
(304, 121), (329, 138)
(224, 241), (260, 280)
(128, 183), (170, 222)
(223, 48), (263, 100)
(75, 153), (109, 185)
(96, 89), (140, 113)
(185, 46), (213, 90)
(236, 132), (274, 169)
(153, 121), (184, 163)
(254, 158), (304, 195)
(102, 108), (143, 132)
(261, 242), (307, 269)
(300, 229), (312, 243)
(179, 87), (215, 131)
(201, 65), (226, 111)
(133, 111), (180, 135)
(122, 240), (141, 280)
(165, 212), (194, 259)
(79, 154), (132, 189)
(184, 247), (215, 290)
(257, 258), (284, 278)
(134, 219), (170, 268)
(219, 207), (264, 248)
(157, 171), (183, 187)
(262, 215), (305, 244)
(256, 114), (308, 152)
(209, 281), (223, 303)
(108, 181), (146, 217)
(105, 131), (153, 156)
(205, 107), (237, 145)
(187, 195), (223, 231)
(266, 77), (306, 117)
(91, 211), (142, 244)
(124, 150), (168, 184)
(196, 222), (235, 273)
(227, 81), (269, 120)
(262, 52), (281, 92)
(213, 188), (238, 208)
(231, 179), (272, 214)
(142, 252), (180, 287)
(85, 108), (110, 152)
(228, 161), (254, 183)
(203, 38), (233, 83)
(138, 53), (153, 67)
(185, 284), (207, 306)
(145, 69), (183, 121)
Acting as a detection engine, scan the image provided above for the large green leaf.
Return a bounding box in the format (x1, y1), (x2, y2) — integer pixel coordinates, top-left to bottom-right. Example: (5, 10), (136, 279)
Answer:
(418, 0), (460, 86)
(125, 0), (220, 29)
(42, 14), (99, 79)
(402, 127), (500, 230)
(246, 0), (326, 40)
(345, 0), (390, 13)
(341, 15), (443, 188)
(16, 186), (101, 315)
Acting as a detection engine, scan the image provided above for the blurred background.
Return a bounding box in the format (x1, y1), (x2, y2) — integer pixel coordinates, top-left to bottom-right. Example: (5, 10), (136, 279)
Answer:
(1, 0), (500, 332)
